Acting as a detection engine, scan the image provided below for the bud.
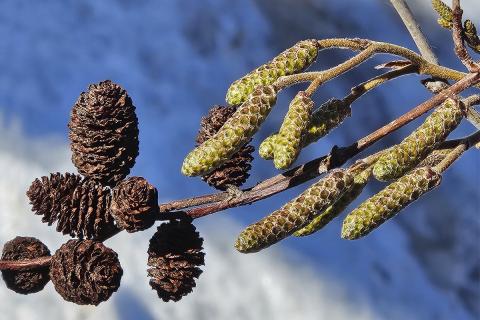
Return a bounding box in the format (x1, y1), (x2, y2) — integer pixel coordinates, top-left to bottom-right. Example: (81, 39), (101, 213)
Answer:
(342, 167), (441, 240)
(294, 168), (371, 237)
(182, 85), (277, 177)
(235, 169), (354, 253)
(226, 39), (319, 106)
(373, 98), (463, 181)
(273, 91), (313, 169)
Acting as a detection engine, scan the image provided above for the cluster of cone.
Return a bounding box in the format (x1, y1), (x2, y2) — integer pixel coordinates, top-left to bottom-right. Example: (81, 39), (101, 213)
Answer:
(1, 81), (204, 305)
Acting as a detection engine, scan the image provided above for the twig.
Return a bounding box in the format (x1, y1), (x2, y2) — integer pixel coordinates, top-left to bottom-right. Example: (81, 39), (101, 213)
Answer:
(0, 256), (51, 271)
(389, 0), (439, 64)
(463, 94), (480, 130)
(452, 0), (479, 72)
(433, 130), (480, 172)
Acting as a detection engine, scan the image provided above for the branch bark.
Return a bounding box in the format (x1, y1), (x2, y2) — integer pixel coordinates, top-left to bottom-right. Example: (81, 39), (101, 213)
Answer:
(0, 256), (51, 271)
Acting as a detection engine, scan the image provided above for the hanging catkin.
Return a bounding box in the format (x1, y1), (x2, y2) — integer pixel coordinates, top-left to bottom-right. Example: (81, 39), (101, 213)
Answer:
(226, 39), (319, 106)
(235, 169), (354, 253)
(182, 85), (277, 177)
(373, 98), (463, 181)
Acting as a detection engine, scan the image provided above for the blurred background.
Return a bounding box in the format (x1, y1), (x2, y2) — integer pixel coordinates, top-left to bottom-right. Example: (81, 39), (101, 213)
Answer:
(0, 0), (478, 319)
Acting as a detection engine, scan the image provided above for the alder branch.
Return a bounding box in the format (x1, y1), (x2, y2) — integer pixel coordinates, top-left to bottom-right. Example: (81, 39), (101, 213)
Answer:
(155, 72), (480, 219)
(434, 130), (480, 172)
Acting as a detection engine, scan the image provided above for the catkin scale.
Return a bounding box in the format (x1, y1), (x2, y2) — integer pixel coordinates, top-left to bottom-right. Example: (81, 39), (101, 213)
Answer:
(273, 91), (313, 169)
(294, 168), (371, 237)
(342, 167), (441, 240)
(235, 169), (354, 253)
(182, 85), (277, 177)
(226, 39), (319, 106)
(373, 99), (463, 181)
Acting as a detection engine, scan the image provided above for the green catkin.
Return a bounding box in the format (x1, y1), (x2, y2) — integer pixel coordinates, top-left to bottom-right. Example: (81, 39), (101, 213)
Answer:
(342, 166), (442, 240)
(235, 169), (354, 253)
(182, 85), (277, 177)
(432, 0), (453, 28)
(259, 135), (277, 160)
(416, 147), (453, 168)
(258, 99), (351, 161)
(373, 98), (463, 181)
(464, 20), (480, 53)
(303, 99), (351, 146)
(294, 167), (372, 237)
(226, 39), (319, 106)
(273, 92), (314, 169)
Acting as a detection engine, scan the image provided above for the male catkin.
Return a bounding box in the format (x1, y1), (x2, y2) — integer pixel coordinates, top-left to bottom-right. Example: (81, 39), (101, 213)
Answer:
(373, 98), (462, 181)
(342, 167), (442, 240)
(294, 167), (371, 237)
(235, 169), (354, 253)
(226, 40), (319, 106)
(182, 85), (277, 177)
(274, 91), (313, 169)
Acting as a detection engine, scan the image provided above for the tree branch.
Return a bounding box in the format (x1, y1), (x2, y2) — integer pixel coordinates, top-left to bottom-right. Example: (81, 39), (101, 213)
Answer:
(452, 0), (479, 72)
(0, 256), (51, 271)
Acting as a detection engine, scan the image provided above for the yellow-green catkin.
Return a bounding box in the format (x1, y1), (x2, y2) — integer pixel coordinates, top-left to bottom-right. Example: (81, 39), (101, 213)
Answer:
(226, 39), (319, 106)
(416, 147), (453, 168)
(258, 99), (350, 161)
(464, 20), (480, 53)
(342, 166), (441, 240)
(294, 167), (371, 237)
(235, 169), (354, 253)
(273, 92), (314, 169)
(182, 85), (277, 177)
(373, 98), (463, 181)
(259, 135), (277, 160)
(303, 99), (352, 146)
(432, 0), (453, 29)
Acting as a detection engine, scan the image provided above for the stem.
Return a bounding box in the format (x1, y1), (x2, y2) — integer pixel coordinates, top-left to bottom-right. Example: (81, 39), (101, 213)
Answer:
(0, 256), (51, 271)
(452, 0), (478, 72)
(433, 130), (480, 172)
(389, 0), (439, 64)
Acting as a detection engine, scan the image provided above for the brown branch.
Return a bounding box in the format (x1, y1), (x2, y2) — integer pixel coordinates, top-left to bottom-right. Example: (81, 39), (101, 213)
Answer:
(0, 256), (51, 271)
(452, 0), (479, 72)
(180, 72), (480, 219)
(434, 130), (480, 172)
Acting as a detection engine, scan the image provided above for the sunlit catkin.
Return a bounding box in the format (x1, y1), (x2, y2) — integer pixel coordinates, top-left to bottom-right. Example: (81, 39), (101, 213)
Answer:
(182, 85), (277, 177)
(273, 91), (313, 169)
(294, 167), (371, 237)
(373, 98), (462, 181)
(235, 169), (354, 253)
(259, 135), (277, 160)
(226, 40), (319, 106)
(342, 167), (441, 240)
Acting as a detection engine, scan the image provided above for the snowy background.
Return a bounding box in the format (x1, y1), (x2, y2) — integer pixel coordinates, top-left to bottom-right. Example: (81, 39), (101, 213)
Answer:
(0, 0), (479, 319)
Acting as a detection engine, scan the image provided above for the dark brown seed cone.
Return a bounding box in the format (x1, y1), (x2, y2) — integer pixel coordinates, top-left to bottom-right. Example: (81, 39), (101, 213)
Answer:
(1, 237), (51, 295)
(111, 177), (159, 233)
(147, 220), (205, 302)
(50, 240), (123, 305)
(196, 105), (254, 190)
(27, 173), (118, 240)
(69, 80), (139, 187)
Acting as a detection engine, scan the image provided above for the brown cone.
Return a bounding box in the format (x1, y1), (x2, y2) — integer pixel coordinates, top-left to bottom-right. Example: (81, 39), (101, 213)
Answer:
(50, 240), (123, 305)
(147, 220), (205, 302)
(1, 237), (51, 295)
(196, 105), (254, 190)
(27, 173), (118, 240)
(111, 177), (159, 233)
(68, 80), (139, 187)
